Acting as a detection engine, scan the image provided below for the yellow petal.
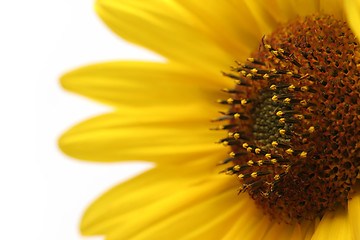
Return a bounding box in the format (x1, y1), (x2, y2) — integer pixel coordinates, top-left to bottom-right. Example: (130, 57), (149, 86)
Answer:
(345, 0), (360, 39)
(221, 206), (272, 240)
(128, 187), (247, 240)
(172, 0), (268, 57)
(59, 107), (228, 165)
(95, 0), (235, 71)
(290, 220), (315, 240)
(241, 0), (280, 35)
(265, 221), (297, 240)
(60, 61), (231, 107)
(312, 207), (354, 240)
(348, 185), (360, 239)
(320, 0), (345, 19)
(276, 0), (319, 20)
(80, 167), (238, 239)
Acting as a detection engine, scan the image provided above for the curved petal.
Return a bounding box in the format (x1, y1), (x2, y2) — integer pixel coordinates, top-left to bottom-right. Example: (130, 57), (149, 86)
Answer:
(60, 61), (231, 107)
(345, 0), (360, 39)
(348, 185), (360, 240)
(221, 208), (272, 240)
(172, 0), (273, 56)
(59, 106), (229, 165)
(320, 0), (345, 19)
(311, 207), (354, 240)
(80, 167), (239, 239)
(127, 187), (249, 240)
(95, 0), (236, 71)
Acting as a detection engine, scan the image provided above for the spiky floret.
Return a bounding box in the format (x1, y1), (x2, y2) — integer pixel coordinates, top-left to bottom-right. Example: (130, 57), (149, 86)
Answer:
(215, 14), (360, 222)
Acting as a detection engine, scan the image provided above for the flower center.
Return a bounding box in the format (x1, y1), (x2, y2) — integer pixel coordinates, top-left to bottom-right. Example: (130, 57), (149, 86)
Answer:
(215, 14), (360, 222)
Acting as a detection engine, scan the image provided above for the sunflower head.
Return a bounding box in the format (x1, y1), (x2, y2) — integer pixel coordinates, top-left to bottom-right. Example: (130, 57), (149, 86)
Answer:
(216, 14), (360, 222)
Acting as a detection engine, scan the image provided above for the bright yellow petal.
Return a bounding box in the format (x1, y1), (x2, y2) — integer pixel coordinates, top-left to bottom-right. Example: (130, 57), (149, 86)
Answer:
(81, 167), (238, 239)
(312, 207), (354, 240)
(275, 0), (319, 20)
(221, 207), (272, 240)
(95, 0), (235, 71)
(320, 0), (345, 19)
(265, 221), (297, 240)
(345, 0), (360, 39)
(348, 185), (360, 240)
(127, 187), (247, 240)
(172, 0), (269, 57)
(59, 106), (228, 165)
(60, 61), (231, 107)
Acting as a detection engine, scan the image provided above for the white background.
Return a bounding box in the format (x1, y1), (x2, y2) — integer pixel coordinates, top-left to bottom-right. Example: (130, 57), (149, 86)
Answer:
(1, 1), (160, 239)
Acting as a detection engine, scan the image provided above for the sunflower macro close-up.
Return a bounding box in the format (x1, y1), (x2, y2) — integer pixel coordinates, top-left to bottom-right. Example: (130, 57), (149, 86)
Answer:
(59, 0), (360, 239)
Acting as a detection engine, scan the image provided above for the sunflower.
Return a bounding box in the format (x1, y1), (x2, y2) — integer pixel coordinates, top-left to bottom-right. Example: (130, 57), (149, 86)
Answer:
(59, 0), (360, 239)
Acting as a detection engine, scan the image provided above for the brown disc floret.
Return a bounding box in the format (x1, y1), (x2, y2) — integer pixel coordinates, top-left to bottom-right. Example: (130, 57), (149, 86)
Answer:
(214, 14), (360, 222)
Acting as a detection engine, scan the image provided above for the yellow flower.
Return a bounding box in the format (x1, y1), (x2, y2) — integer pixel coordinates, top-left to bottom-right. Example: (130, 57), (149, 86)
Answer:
(59, 0), (360, 239)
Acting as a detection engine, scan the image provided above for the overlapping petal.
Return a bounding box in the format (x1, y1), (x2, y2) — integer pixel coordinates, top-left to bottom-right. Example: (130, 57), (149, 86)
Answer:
(60, 61), (231, 107)
(59, 104), (228, 166)
(348, 186), (360, 239)
(345, 0), (360, 39)
(60, 0), (360, 239)
(312, 207), (353, 240)
(95, 0), (236, 72)
(80, 166), (243, 239)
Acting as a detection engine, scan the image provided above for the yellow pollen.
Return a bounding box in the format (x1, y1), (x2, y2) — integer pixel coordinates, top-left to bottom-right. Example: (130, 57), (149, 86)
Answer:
(288, 84), (295, 91)
(309, 126), (315, 133)
(286, 148), (294, 155)
(284, 98), (291, 104)
(276, 111), (284, 117)
(247, 160), (254, 166)
(300, 151), (307, 158)
(251, 172), (258, 178)
(233, 165), (240, 171)
(264, 44), (272, 49)
(233, 113), (241, 119)
(295, 114), (304, 120)
(227, 98), (234, 104)
(301, 86), (308, 92)
(217, 14), (360, 223)
(300, 100), (307, 106)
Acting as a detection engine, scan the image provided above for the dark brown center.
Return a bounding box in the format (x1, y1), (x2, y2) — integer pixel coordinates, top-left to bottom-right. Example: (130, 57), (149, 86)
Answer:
(214, 14), (360, 222)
